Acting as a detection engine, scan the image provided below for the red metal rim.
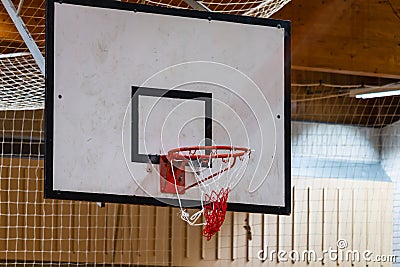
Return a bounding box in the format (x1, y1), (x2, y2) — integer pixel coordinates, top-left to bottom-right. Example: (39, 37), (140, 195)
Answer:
(168, 145), (250, 160)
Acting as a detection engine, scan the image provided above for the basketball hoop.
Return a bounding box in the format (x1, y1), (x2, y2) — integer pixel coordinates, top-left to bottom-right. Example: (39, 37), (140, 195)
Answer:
(164, 145), (251, 240)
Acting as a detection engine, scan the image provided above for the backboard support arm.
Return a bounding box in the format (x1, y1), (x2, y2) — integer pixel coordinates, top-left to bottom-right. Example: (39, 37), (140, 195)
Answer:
(183, 0), (211, 12)
(1, 0), (45, 74)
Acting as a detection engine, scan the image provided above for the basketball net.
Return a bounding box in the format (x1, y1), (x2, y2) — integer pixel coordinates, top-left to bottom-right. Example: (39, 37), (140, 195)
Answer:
(167, 146), (251, 240)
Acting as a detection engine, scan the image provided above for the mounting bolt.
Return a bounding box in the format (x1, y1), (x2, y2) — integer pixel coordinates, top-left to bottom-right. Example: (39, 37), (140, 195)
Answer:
(146, 163), (152, 173)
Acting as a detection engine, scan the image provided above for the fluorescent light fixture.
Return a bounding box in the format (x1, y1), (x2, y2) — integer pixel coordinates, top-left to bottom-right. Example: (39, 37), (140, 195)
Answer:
(355, 90), (400, 99)
(350, 82), (400, 99)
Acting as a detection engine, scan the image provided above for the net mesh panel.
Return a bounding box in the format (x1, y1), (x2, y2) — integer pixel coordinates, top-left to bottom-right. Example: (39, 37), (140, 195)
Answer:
(1, 0), (399, 266)
(0, 55), (44, 110)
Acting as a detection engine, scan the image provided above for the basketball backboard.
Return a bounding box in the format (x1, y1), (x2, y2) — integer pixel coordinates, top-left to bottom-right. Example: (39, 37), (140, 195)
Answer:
(45, 0), (291, 214)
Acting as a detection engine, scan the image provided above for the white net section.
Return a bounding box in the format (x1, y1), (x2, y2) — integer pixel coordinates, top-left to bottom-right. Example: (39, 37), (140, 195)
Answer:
(168, 146), (251, 240)
(198, 0), (290, 16)
(0, 54), (44, 110)
(243, 0), (290, 17)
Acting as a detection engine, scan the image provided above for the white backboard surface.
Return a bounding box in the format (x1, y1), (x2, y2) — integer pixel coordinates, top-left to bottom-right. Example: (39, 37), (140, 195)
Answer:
(45, 0), (291, 214)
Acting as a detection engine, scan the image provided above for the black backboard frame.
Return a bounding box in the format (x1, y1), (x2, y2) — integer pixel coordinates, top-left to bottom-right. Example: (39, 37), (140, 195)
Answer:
(45, 0), (291, 215)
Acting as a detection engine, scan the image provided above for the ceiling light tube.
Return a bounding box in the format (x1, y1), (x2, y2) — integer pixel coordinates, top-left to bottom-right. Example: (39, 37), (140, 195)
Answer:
(355, 90), (400, 99)
(350, 82), (400, 99)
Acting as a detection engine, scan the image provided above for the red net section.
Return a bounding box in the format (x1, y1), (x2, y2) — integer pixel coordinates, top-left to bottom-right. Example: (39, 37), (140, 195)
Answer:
(202, 187), (230, 240)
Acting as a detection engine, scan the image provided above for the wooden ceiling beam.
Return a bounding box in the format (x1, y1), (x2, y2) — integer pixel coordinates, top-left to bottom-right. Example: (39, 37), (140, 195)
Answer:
(292, 65), (400, 80)
(274, 0), (400, 78)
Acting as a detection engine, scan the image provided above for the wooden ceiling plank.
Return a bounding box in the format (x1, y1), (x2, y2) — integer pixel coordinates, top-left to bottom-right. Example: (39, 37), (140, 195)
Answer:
(292, 65), (400, 80)
(274, 0), (400, 77)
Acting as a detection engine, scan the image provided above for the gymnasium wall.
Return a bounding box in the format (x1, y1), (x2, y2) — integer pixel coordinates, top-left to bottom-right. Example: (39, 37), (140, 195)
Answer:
(0, 159), (393, 266)
(0, 119), (395, 266)
(382, 121), (400, 265)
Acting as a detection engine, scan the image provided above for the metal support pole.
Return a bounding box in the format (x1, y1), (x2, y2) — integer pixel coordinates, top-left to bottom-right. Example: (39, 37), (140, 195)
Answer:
(183, 0), (211, 12)
(1, 0), (45, 74)
(16, 0), (24, 15)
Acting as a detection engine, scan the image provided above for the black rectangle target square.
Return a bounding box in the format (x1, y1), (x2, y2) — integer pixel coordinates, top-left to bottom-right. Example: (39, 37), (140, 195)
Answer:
(131, 86), (212, 164)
